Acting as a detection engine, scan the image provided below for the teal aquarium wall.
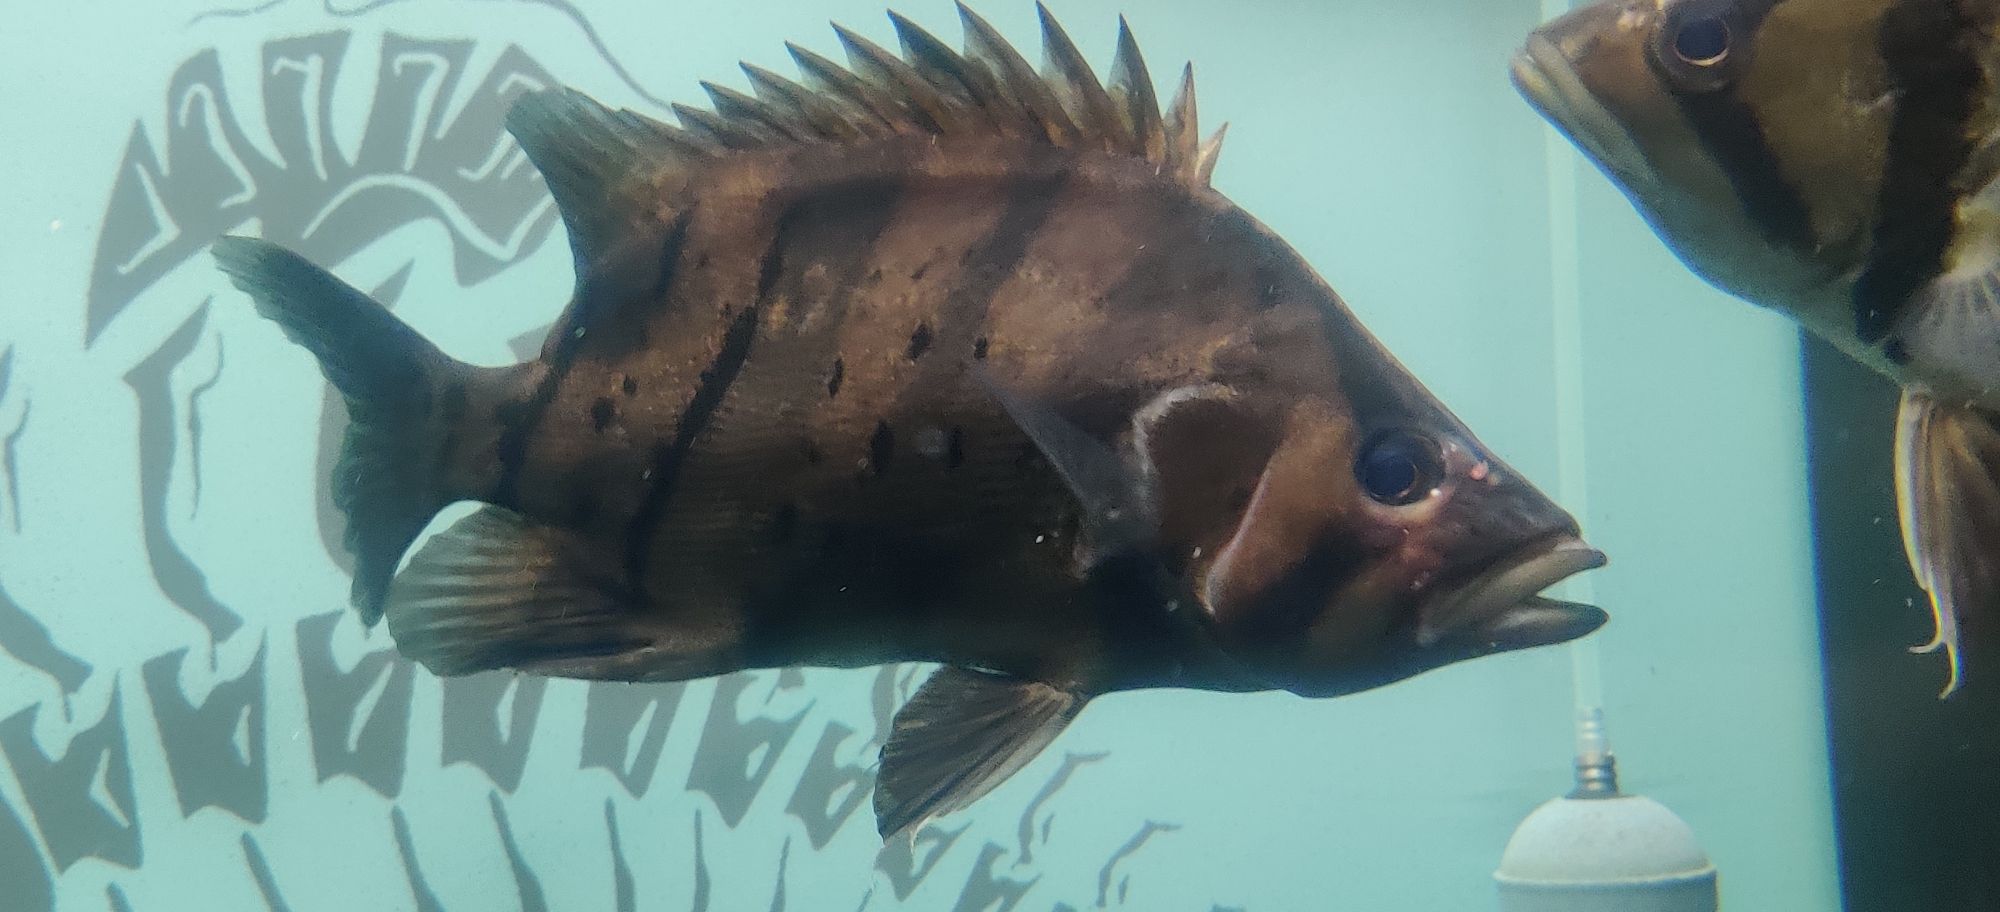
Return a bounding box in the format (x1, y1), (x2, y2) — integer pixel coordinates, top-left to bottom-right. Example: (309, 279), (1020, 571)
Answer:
(0, 0), (1841, 908)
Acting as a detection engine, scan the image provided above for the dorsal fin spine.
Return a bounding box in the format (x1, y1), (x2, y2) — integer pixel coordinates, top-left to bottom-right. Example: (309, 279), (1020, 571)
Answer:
(1109, 17), (1165, 160)
(505, 4), (1224, 225)
(1035, 2), (1127, 153)
(1164, 63), (1201, 180)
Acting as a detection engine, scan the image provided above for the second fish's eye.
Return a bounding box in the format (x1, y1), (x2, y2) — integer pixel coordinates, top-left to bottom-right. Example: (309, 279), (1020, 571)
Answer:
(1356, 430), (1444, 507)
(1674, 16), (1731, 65)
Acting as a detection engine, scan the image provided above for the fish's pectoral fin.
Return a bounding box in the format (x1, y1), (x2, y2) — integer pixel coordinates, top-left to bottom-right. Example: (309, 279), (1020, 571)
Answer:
(972, 367), (1155, 567)
(874, 666), (1086, 840)
(1893, 391), (2000, 697)
(383, 506), (739, 682)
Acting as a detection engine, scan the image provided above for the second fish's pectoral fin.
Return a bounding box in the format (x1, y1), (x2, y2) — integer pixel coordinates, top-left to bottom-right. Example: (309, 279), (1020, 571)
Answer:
(1894, 391), (2000, 697)
(874, 667), (1086, 840)
(382, 506), (737, 681)
(973, 368), (1156, 566)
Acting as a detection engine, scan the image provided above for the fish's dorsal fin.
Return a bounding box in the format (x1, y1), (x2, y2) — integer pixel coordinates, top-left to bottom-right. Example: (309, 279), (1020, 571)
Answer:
(504, 5), (1226, 272)
(505, 89), (698, 276)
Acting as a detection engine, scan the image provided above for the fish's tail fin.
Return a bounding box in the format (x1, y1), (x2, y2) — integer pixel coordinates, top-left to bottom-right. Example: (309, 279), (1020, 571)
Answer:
(212, 235), (470, 625)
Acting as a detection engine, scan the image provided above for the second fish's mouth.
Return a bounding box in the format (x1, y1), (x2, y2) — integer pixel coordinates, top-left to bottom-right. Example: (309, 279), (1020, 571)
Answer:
(1510, 36), (1658, 197)
(1417, 536), (1608, 651)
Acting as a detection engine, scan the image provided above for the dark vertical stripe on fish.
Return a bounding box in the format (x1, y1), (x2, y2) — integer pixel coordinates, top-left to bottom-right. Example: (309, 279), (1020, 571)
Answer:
(1853, 0), (1984, 344)
(623, 181), (905, 581)
(904, 172), (1069, 395)
(493, 210), (696, 504)
(1674, 92), (1817, 253)
(623, 304), (763, 579)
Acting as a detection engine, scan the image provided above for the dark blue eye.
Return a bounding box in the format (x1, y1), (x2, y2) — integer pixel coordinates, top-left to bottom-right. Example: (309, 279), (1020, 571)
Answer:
(1357, 430), (1443, 506)
(1673, 16), (1730, 65)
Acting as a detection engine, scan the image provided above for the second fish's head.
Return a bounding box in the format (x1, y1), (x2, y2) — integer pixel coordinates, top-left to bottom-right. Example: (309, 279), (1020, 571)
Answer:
(1166, 338), (1606, 698)
(1508, 0), (1913, 317)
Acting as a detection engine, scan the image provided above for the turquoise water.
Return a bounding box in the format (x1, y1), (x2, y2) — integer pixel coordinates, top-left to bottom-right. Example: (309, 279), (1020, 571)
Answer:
(0, 0), (1840, 908)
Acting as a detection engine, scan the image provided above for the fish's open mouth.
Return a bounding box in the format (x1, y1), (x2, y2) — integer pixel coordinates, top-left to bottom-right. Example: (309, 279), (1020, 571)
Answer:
(1417, 536), (1608, 650)
(1510, 36), (1658, 197)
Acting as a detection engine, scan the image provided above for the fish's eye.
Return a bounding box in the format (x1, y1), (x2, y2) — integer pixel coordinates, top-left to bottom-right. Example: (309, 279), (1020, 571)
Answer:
(1673, 16), (1730, 65)
(1355, 430), (1445, 507)
(1650, 2), (1749, 93)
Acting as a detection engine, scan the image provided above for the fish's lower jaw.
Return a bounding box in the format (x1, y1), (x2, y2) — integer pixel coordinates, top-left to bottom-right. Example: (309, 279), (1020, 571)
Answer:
(1415, 537), (1608, 649)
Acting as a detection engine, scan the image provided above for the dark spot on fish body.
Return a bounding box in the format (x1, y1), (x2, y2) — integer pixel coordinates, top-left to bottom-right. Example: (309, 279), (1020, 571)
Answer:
(906, 323), (934, 360)
(947, 427), (965, 469)
(1854, 1), (1985, 343)
(911, 262), (930, 282)
(591, 398), (617, 433)
(620, 375), (638, 397)
(973, 337), (989, 360)
(1885, 336), (1912, 365)
(494, 209), (697, 504)
(869, 421), (895, 477)
(801, 440), (824, 465)
(827, 359), (845, 397)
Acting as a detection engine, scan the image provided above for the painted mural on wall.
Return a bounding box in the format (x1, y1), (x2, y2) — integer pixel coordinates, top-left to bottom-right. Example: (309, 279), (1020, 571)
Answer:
(0, 3), (1221, 908)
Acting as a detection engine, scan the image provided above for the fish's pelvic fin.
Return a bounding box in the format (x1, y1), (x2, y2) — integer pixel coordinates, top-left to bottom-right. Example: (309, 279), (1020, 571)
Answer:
(212, 236), (469, 625)
(1893, 390), (2000, 698)
(384, 506), (740, 681)
(874, 667), (1085, 840)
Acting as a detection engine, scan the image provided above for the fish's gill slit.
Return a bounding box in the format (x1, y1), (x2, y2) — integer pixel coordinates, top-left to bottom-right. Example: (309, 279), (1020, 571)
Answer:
(1854, 1), (1986, 343)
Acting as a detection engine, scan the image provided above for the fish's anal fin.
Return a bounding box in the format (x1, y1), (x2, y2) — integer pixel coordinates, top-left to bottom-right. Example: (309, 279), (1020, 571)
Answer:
(972, 368), (1156, 568)
(874, 667), (1085, 840)
(1893, 391), (2000, 698)
(383, 506), (739, 682)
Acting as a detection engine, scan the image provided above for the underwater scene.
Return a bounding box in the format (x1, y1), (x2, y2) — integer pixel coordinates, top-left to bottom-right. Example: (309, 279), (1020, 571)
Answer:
(7, 0), (1999, 908)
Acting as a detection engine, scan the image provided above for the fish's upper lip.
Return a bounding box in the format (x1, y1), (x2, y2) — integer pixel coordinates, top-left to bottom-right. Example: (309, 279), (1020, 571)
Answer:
(1417, 536), (1608, 647)
(1510, 35), (1658, 196)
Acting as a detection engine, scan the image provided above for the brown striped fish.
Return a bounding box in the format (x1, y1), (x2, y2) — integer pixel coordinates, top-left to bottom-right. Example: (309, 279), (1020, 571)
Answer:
(214, 3), (1606, 838)
(1513, 0), (2000, 696)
